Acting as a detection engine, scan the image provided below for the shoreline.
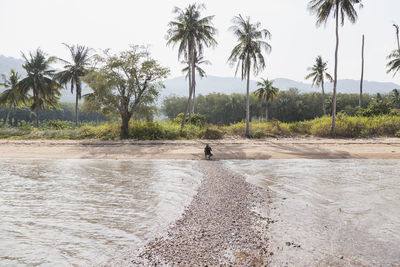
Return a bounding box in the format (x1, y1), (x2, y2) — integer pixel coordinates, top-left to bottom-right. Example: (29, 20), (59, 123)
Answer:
(1, 137), (400, 159)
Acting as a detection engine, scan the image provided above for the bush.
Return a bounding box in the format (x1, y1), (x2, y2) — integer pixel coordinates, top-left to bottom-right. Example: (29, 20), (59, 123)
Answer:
(358, 102), (392, 117)
(202, 127), (224, 139)
(173, 113), (206, 127)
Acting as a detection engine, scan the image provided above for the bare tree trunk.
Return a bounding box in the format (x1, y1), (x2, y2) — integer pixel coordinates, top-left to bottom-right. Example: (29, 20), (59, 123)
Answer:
(321, 80), (326, 115)
(181, 46), (193, 130)
(120, 113), (130, 139)
(332, 2), (339, 137)
(245, 58), (251, 138)
(75, 90), (79, 126)
(360, 34), (365, 108)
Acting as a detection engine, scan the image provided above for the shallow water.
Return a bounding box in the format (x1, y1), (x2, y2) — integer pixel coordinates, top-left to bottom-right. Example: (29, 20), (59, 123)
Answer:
(0, 159), (201, 267)
(226, 159), (400, 266)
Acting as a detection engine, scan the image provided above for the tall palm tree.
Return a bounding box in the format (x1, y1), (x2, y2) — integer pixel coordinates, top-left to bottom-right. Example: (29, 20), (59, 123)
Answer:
(17, 48), (61, 127)
(308, 0), (363, 136)
(55, 44), (91, 126)
(228, 14), (271, 138)
(305, 56), (333, 115)
(167, 3), (217, 129)
(181, 52), (210, 114)
(253, 78), (279, 122)
(0, 69), (29, 126)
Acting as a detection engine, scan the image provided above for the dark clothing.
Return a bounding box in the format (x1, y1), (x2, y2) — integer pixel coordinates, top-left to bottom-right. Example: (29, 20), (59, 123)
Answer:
(204, 145), (213, 159)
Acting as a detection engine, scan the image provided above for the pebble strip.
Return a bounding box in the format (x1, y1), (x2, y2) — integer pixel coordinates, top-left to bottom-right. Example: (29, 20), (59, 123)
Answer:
(117, 160), (271, 266)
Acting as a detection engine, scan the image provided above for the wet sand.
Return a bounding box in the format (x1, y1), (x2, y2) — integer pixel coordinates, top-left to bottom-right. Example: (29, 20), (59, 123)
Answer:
(1, 137), (400, 159)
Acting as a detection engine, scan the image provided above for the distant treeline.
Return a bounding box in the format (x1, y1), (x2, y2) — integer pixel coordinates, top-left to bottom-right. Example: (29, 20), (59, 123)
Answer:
(162, 88), (400, 125)
(0, 102), (108, 126)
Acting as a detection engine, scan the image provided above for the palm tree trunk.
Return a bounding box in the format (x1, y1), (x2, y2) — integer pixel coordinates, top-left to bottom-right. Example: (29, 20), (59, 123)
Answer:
(245, 58), (251, 138)
(331, 2), (339, 137)
(75, 90), (79, 126)
(321, 81), (326, 115)
(33, 79), (39, 128)
(396, 26), (400, 53)
(265, 102), (269, 122)
(360, 34), (365, 108)
(181, 46), (194, 130)
(4, 105), (11, 127)
(189, 49), (196, 123)
(192, 86), (196, 114)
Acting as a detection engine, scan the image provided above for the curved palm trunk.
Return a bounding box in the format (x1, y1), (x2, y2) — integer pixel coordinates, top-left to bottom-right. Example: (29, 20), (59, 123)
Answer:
(360, 34), (365, 107)
(245, 59), (251, 138)
(321, 80), (326, 115)
(331, 2), (339, 137)
(181, 46), (194, 130)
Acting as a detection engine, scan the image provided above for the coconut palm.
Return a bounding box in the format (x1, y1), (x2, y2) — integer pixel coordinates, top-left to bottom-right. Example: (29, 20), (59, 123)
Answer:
(167, 3), (217, 129)
(387, 50), (400, 77)
(308, 0), (363, 135)
(228, 14), (271, 138)
(181, 52), (210, 113)
(305, 56), (333, 115)
(0, 69), (29, 126)
(17, 48), (61, 127)
(55, 44), (91, 126)
(253, 79), (279, 122)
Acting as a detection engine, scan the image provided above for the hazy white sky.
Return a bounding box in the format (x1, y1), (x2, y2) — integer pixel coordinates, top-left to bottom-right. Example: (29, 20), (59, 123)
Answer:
(1, 0), (399, 83)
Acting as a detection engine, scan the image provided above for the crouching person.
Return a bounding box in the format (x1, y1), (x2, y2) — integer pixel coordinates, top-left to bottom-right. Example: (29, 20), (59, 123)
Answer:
(204, 144), (213, 160)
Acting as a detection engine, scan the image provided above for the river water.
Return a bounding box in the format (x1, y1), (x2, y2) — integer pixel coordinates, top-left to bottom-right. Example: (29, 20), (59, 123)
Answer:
(1, 159), (399, 266)
(0, 159), (201, 266)
(226, 159), (400, 266)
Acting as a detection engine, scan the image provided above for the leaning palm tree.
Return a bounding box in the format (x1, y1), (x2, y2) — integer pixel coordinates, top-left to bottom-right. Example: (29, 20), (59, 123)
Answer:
(305, 56), (333, 115)
(253, 78), (279, 122)
(181, 52), (210, 113)
(308, 0), (363, 136)
(167, 3), (217, 129)
(0, 69), (29, 126)
(55, 44), (91, 126)
(228, 14), (271, 138)
(387, 50), (400, 77)
(17, 48), (61, 127)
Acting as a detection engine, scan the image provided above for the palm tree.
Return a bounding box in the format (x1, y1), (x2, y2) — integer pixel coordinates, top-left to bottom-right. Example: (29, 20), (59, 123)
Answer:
(387, 50), (400, 77)
(390, 88), (400, 108)
(17, 48), (61, 127)
(393, 24), (400, 53)
(305, 56), (333, 115)
(55, 44), (91, 126)
(181, 52), (210, 114)
(253, 79), (279, 122)
(0, 69), (29, 126)
(228, 14), (271, 138)
(166, 3), (217, 129)
(308, 0), (363, 135)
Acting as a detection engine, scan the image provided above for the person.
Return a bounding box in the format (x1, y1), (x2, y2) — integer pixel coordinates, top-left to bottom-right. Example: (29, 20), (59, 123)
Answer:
(204, 144), (213, 160)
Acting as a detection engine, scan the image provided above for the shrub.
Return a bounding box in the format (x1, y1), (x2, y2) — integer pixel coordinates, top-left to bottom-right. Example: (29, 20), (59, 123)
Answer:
(202, 127), (224, 139)
(173, 113), (206, 127)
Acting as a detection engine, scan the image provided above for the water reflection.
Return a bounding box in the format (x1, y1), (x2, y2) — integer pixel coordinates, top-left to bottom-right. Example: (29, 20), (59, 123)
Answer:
(0, 159), (201, 266)
(226, 159), (400, 266)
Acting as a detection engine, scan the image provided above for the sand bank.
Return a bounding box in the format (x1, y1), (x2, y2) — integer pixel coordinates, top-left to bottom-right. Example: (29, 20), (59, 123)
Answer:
(1, 138), (400, 159)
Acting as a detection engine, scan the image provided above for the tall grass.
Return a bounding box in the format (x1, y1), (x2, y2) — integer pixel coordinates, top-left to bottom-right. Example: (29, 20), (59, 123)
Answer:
(0, 115), (399, 140)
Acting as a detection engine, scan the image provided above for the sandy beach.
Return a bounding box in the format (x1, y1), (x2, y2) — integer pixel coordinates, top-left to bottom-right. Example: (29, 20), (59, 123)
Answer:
(1, 137), (400, 159)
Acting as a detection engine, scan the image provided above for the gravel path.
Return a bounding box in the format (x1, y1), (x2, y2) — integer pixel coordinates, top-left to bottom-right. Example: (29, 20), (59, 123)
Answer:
(114, 160), (272, 266)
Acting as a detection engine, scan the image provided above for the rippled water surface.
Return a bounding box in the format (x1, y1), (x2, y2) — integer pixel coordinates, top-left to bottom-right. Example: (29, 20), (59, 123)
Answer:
(0, 159), (201, 266)
(226, 159), (400, 266)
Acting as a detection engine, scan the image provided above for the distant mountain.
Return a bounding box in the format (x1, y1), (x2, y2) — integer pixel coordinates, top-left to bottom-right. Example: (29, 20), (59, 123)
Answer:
(1, 55), (399, 104)
(161, 75), (400, 99)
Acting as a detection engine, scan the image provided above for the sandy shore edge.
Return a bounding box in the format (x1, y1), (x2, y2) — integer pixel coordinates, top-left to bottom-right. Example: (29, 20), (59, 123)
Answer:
(1, 138), (400, 159)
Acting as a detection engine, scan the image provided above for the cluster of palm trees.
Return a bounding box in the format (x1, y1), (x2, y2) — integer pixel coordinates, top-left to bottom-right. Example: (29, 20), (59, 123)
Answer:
(0, 45), (91, 127)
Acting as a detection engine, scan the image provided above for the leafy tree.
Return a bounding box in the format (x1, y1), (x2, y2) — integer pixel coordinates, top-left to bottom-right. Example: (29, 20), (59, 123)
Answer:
(55, 44), (92, 126)
(305, 56), (333, 115)
(83, 46), (169, 139)
(390, 89), (400, 109)
(308, 0), (363, 135)
(253, 78), (279, 122)
(0, 69), (29, 126)
(17, 48), (62, 127)
(166, 3), (217, 129)
(228, 14), (271, 138)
